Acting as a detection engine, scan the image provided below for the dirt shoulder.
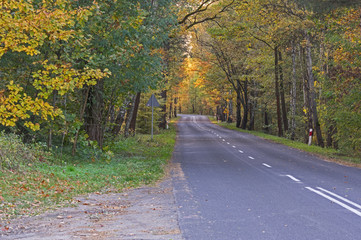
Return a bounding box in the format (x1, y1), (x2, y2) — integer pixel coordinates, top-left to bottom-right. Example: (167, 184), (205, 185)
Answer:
(1, 172), (183, 240)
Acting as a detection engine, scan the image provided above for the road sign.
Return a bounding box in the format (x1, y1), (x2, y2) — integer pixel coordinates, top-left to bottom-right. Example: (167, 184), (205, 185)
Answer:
(146, 94), (160, 140)
(146, 94), (160, 107)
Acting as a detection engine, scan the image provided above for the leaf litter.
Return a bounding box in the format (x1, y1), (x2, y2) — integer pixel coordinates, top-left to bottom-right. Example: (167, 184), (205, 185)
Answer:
(0, 177), (182, 240)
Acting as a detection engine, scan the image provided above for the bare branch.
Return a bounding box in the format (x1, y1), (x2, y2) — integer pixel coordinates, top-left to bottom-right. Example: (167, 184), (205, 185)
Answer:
(178, 0), (215, 25)
(180, 0), (235, 30)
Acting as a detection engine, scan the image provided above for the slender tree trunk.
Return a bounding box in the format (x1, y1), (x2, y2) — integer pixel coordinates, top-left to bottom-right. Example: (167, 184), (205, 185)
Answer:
(326, 124), (337, 148)
(305, 32), (324, 147)
(174, 97), (177, 117)
(47, 91), (57, 150)
(300, 46), (312, 143)
(248, 101), (254, 131)
(290, 41), (297, 140)
(248, 81), (256, 131)
(129, 92), (141, 135)
(264, 108), (270, 133)
(169, 98), (173, 119)
(279, 50), (289, 132)
(84, 80), (105, 148)
(236, 83), (242, 128)
(240, 79), (248, 129)
(159, 40), (170, 129)
(159, 90), (167, 129)
(228, 90), (233, 123)
(111, 103), (128, 136)
(72, 86), (90, 155)
(124, 94), (137, 138)
(274, 47), (283, 137)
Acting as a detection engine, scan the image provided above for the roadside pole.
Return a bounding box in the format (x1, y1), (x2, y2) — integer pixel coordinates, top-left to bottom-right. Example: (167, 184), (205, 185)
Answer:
(151, 104), (154, 140)
(308, 128), (313, 146)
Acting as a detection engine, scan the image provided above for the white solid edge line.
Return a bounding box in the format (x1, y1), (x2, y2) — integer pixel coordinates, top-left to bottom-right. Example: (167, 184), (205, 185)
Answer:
(238, 150), (244, 153)
(317, 187), (361, 210)
(306, 187), (361, 217)
(248, 156), (254, 160)
(262, 163), (272, 168)
(286, 175), (301, 182)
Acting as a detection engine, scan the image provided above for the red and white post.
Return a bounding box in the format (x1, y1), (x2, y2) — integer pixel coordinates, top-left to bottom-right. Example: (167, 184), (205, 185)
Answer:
(308, 129), (313, 146)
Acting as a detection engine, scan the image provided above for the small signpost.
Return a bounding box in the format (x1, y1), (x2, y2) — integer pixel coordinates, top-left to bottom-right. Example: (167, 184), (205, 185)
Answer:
(146, 94), (160, 140)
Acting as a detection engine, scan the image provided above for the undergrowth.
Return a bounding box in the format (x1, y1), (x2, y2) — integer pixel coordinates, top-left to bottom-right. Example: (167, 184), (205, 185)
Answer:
(0, 123), (177, 221)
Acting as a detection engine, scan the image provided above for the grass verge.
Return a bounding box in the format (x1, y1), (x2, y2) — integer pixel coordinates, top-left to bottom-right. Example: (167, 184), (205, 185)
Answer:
(0, 122), (177, 222)
(210, 117), (360, 167)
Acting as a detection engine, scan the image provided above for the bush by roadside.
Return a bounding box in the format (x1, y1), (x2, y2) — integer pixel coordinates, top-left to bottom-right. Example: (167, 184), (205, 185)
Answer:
(0, 122), (177, 221)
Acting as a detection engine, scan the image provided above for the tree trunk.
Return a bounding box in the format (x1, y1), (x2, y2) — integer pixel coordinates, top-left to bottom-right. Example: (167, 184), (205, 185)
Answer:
(240, 79), (248, 129)
(264, 108), (270, 133)
(129, 92), (141, 135)
(279, 50), (289, 132)
(124, 94), (136, 138)
(159, 90), (167, 129)
(248, 100), (254, 130)
(169, 97), (173, 119)
(300, 46), (313, 143)
(111, 98), (130, 136)
(326, 124), (337, 148)
(84, 80), (105, 148)
(227, 90), (233, 123)
(72, 86), (90, 155)
(174, 97), (177, 117)
(248, 81), (256, 131)
(305, 32), (324, 147)
(274, 47), (283, 137)
(47, 91), (57, 150)
(236, 83), (242, 128)
(290, 41), (297, 140)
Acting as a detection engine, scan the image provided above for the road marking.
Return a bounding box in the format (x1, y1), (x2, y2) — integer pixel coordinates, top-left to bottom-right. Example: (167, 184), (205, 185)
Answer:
(232, 146), (236, 148)
(238, 150), (244, 153)
(227, 142), (230, 145)
(317, 187), (361, 210)
(248, 156), (254, 160)
(306, 187), (361, 217)
(222, 139), (225, 141)
(262, 163), (272, 168)
(285, 175), (301, 182)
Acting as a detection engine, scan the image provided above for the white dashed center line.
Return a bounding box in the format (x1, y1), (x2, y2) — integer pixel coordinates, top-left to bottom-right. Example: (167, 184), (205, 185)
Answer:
(285, 175), (301, 182)
(248, 156), (255, 160)
(232, 146), (236, 148)
(262, 163), (272, 168)
(238, 150), (244, 153)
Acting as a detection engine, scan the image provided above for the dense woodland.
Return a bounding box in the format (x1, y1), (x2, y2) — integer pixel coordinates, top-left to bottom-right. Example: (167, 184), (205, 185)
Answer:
(0, 0), (360, 158)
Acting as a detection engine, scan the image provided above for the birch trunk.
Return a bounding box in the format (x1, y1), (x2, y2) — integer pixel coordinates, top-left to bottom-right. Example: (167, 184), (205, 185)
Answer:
(305, 32), (324, 147)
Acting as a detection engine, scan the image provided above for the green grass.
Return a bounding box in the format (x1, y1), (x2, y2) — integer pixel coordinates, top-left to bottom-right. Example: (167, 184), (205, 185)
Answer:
(0, 123), (177, 221)
(210, 117), (360, 166)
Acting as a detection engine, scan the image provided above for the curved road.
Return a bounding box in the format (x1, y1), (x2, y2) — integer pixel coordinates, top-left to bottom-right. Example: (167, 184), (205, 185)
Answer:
(172, 115), (361, 240)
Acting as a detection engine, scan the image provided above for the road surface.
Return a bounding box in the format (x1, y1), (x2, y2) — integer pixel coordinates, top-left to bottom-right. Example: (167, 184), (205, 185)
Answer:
(172, 115), (361, 240)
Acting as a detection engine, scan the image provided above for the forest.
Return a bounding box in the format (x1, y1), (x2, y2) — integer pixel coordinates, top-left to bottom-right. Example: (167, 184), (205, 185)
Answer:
(0, 0), (360, 162)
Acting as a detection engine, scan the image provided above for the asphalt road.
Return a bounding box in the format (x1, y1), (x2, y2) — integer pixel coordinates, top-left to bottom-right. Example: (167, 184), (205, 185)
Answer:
(172, 114), (361, 240)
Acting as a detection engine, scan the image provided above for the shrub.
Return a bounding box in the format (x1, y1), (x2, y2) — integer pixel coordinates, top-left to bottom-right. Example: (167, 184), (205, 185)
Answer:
(0, 132), (50, 171)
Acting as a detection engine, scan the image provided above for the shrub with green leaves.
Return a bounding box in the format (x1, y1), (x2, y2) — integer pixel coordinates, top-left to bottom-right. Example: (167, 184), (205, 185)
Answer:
(0, 132), (49, 171)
